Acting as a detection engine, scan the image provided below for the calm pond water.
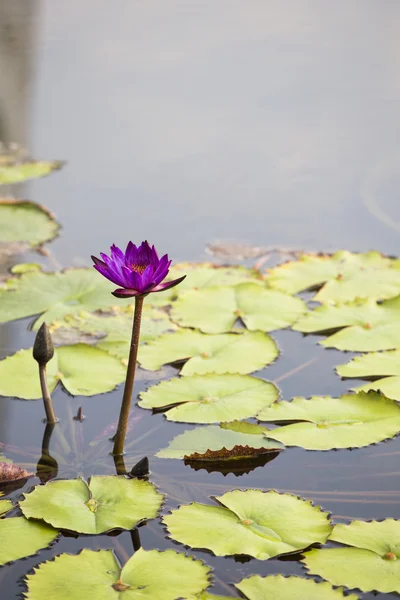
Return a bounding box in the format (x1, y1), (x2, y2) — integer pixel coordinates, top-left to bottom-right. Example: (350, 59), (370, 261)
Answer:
(0, 1), (400, 598)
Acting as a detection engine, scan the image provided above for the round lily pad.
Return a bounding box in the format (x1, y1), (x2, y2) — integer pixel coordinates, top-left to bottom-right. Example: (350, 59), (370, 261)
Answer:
(235, 574), (358, 599)
(25, 547), (211, 600)
(293, 296), (400, 352)
(21, 476), (163, 534)
(0, 199), (60, 246)
(337, 350), (400, 400)
(138, 330), (279, 375)
(267, 250), (400, 302)
(0, 159), (63, 185)
(139, 374), (279, 423)
(156, 421), (283, 460)
(303, 519), (400, 594)
(257, 391), (400, 450)
(0, 516), (58, 566)
(164, 489), (332, 560)
(0, 344), (126, 399)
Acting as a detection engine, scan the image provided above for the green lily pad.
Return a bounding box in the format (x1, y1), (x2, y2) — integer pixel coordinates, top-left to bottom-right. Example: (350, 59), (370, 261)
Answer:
(336, 350), (400, 400)
(51, 306), (177, 358)
(0, 499), (13, 516)
(0, 344), (126, 399)
(25, 547), (211, 600)
(303, 519), (400, 594)
(0, 159), (63, 185)
(139, 374), (279, 423)
(149, 262), (261, 306)
(170, 283), (306, 333)
(21, 476), (163, 534)
(0, 268), (129, 329)
(0, 516), (58, 565)
(138, 330), (279, 375)
(257, 391), (400, 450)
(235, 574), (358, 599)
(156, 421), (283, 459)
(267, 250), (400, 302)
(0, 199), (60, 246)
(164, 489), (332, 560)
(186, 594), (234, 600)
(293, 297), (400, 351)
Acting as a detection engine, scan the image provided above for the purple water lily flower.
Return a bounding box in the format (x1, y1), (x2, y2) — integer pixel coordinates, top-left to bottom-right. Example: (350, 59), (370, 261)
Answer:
(92, 240), (185, 298)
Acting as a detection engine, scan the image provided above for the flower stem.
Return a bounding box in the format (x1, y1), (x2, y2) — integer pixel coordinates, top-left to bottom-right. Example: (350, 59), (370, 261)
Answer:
(113, 295), (144, 456)
(38, 364), (57, 424)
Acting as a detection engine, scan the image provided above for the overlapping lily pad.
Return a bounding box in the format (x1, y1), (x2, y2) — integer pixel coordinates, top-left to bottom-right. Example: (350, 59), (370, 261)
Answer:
(267, 250), (400, 302)
(336, 350), (400, 400)
(25, 548), (210, 600)
(293, 297), (400, 351)
(257, 391), (400, 450)
(139, 374), (279, 423)
(138, 330), (279, 375)
(0, 344), (126, 399)
(170, 283), (306, 333)
(0, 516), (58, 566)
(51, 306), (177, 358)
(0, 499), (13, 516)
(0, 268), (129, 329)
(0, 199), (60, 246)
(21, 476), (163, 534)
(303, 519), (400, 594)
(164, 489), (332, 560)
(156, 421), (283, 460)
(235, 574), (358, 599)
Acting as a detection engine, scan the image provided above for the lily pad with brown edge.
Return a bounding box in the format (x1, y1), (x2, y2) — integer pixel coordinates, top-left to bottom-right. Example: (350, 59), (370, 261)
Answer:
(25, 547), (211, 600)
(156, 421), (283, 461)
(0, 516), (58, 566)
(0, 461), (33, 484)
(21, 476), (163, 534)
(0, 267), (131, 329)
(293, 296), (400, 352)
(50, 305), (177, 357)
(257, 391), (400, 450)
(336, 350), (400, 400)
(0, 198), (60, 250)
(266, 250), (400, 303)
(0, 344), (126, 399)
(302, 519), (400, 594)
(170, 283), (307, 334)
(138, 329), (279, 375)
(148, 262), (262, 306)
(0, 156), (64, 185)
(235, 574), (358, 599)
(164, 489), (332, 560)
(139, 374), (279, 423)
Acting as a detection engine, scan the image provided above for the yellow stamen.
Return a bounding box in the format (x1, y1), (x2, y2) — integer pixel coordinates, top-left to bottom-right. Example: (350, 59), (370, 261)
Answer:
(130, 264), (147, 274)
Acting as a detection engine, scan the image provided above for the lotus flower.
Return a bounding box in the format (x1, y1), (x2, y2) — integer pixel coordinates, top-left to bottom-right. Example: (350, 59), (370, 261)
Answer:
(92, 241), (185, 298)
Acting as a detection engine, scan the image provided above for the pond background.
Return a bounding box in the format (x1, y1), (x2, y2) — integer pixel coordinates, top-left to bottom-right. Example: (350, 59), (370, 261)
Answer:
(0, 1), (400, 598)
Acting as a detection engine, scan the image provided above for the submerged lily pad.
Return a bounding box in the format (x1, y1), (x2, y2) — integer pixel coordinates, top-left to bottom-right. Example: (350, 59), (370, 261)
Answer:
(170, 283), (306, 333)
(25, 547), (210, 600)
(0, 344), (126, 399)
(0, 159), (63, 185)
(0, 516), (58, 566)
(235, 574), (358, 599)
(337, 350), (400, 400)
(267, 250), (400, 302)
(0, 461), (33, 483)
(149, 262), (261, 306)
(156, 421), (283, 460)
(303, 519), (400, 594)
(138, 330), (279, 375)
(0, 268), (128, 329)
(164, 489), (332, 560)
(0, 199), (60, 247)
(21, 476), (163, 534)
(51, 306), (177, 357)
(293, 297), (400, 351)
(139, 374), (279, 423)
(257, 391), (400, 450)
(0, 500), (13, 516)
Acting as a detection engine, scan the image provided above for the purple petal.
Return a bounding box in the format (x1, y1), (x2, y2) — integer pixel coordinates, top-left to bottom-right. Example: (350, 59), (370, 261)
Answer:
(122, 265), (144, 291)
(93, 264), (128, 287)
(91, 255), (107, 267)
(140, 264), (156, 290)
(125, 241), (138, 267)
(151, 275), (186, 293)
(112, 288), (142, 298)
(137, 240), (156, 268)
(151, 244), (159, 262)
(152, 254), (170, 282)
(110, 244), (125, 265)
